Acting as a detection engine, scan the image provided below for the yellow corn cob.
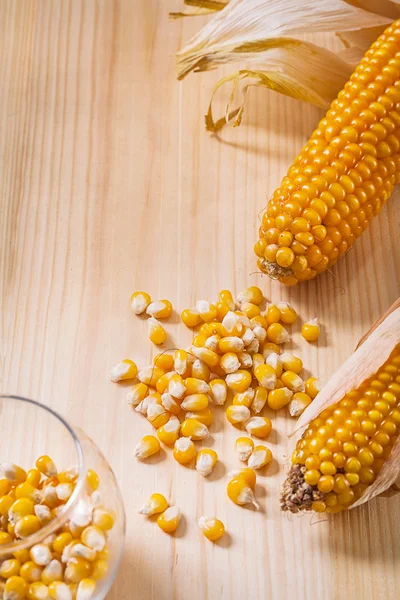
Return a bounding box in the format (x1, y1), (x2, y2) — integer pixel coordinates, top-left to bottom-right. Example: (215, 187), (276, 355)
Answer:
(256, 21), (400, 284)
(282, 344), (400, 513)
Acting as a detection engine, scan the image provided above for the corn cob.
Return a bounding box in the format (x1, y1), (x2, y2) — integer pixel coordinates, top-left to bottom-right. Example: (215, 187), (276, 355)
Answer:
(282, 305), (400, 513)
(256, 21), (400, 285)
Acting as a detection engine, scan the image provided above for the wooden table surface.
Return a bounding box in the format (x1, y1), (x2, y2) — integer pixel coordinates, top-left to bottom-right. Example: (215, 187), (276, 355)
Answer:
(2, 2), (400, 599)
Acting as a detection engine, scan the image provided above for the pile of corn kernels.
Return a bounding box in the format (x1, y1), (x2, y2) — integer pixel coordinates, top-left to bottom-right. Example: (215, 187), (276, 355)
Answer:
(111, 287), (323, 540)
(0, 457), (114, 599)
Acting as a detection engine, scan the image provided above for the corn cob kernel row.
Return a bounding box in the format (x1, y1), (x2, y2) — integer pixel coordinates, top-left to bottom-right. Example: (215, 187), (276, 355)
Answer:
(0, 457), (114, 599)
(282, 345), (400, 513)
(256, 20), (400, 285)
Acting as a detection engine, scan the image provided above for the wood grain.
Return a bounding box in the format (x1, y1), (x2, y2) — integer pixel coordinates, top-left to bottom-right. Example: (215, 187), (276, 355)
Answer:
(1, 2), (400, 599)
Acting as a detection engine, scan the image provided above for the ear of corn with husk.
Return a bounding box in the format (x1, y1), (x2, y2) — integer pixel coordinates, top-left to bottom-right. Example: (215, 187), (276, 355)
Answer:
(281, 301), (400, 513)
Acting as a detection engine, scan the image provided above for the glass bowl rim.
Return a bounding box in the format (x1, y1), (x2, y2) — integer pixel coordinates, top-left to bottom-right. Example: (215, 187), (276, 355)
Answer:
(0, 394), (86, 554)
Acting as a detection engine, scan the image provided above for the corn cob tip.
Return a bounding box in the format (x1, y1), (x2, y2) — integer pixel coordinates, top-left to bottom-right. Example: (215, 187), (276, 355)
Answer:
(280, 464), (325, 513)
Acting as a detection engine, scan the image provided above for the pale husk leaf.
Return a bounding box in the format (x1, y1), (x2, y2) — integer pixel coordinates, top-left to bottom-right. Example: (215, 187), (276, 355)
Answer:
(176, 0), (391, 79)
(204, 38), (354, 132)
(170, 0), (228, 19)
(290, 306), (400, 508)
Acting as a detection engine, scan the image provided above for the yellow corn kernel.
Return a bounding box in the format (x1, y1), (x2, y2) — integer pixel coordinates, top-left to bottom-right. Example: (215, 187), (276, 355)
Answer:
(226, 404), (251, 425)
(90, 560), (108, 581)
(181, 393), (209, 411)
(191, 359), (210, 382)
(233, 388), (255, 408)
(265, 352), (283, 377)
(146, 404), (170, 428)
(127, 382), (149, 407)
(153, 352), (174, 370)
(15, 482), (42, 504)
(240, 302), (261, 319)
(225, 370), (252, 393)
(130, 291), (151, 315)
(288, 392), (312, 417)
(0, 479), (11, 496)
(53, 532), (73, 555)
(168, 374), (186, 399)
(248, 446), (273, 470)
(58, 467), (78, 484)
(196, 300), (218, 323)
(262, 342), (281, 359)
(76, 579), (96, 600)
(134, 435), (161, 460)
(34, 505), (52, 526)
(245, 416), (272, 438)
(254, 364), (276, 390)
(196, 449), (218, 477)
(157, 506), (181, 533)
(92, 508), (115, 532)
(155, 371), (175, 395)
(64, 558), (92, 584)
(173, 349), (188, 376)
(139, 493), (168, 516)
(186, 407), (214, 427)
(15, 514), (41, 539)
(276, 302), (297, 324)
(109, 359), (138, 383)
(268, 387), (293, 410)
(251, 315), (268, 329)
(280, 352), (303, 375)
(35, 456), (57, 478)
(86, 470), (99, 492)
(2, 463), (27, 484)
(161, 390), (181, 414)
(242, 327), (256, 347)
(230, 468), (257, 491)
(301, 319), (320, 342)
(173, 438), (197, 465)
(4, 577), (27, 600)
(0, 558), (21, 579)
(48, 582), (72, 600)
(237, 286), (263, 306)
(0, 531), (13, 545)
(227, 477), (259, 509)
(237, 351), (253, 369)
(252, 353), (265, 371)
(13, 549), (30, 564)
(221, 311), (243, 337)
(157, 416), (181, 445)
(9, 497), (35, 524)
(183, 377), (210, 395)
(205, 334), (221, 353)
(148, 317), (167, 345)
(138, 365), (165, 387)
(219, 353), (239, 374)
(235, 437), (254, 462)
(218, 290), (236, 310)
(305, 377), (323, 398)
(146, 299), (173, 320)
(266, 304), (281, 325)
(215, 301), (230, 321)
(281, 371), (305, 393)
(198, 516), (225, 542)
(41, 559), (63, 585)
(207, 379), (226, 406)
(30, 544), (52, 566)
(218, 336), (244, 354)
(27, 582), (50, 600)
(312, 501), (326, 513)
(180, 418), (209, 440)
(181, 308), (203, 328)
(267, 323), (290, 345)
(81, 526), (105, 552)
(251, 386), (268, 414)
(191, 346), (219, 368)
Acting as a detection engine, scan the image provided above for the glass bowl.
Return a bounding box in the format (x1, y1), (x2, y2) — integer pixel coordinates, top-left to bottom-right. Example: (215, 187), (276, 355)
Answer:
(0, 394), (125, 599)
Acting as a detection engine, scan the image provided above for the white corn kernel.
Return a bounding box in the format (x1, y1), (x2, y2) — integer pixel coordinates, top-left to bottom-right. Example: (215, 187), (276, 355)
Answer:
(76, 579), (96, 600)
(196, 449), (218, 477)
(253, 326), (267, 343)
(242, 328), (255, 346)
(246, 339), (260, 355)
(248, 446), (273, 470)
(238, 351), (252, 368)
(70, 543), (97, 561)
(81, 526), (105, 552)
(209, 379), (227, 406)
(30, 544), (52, 566)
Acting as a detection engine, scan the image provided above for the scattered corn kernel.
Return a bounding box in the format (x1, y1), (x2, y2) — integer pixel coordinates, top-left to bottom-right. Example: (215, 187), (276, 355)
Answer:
(268, 387), (293, 410)
(2, 463), (27, 484)
(208, 379), (227, 405)
(109, 359), (138, 383)
(174, 350), (188, 376)
(221, 312), (243, 337)
(218, 290), (236, 310)
(134, 435), (160, 460)
(30, 544), (52, 566)
(235, 437), (254, 462)
(225, 370), (252, 393)
(288, 392), (312, 417)
(237, 286), (263, 306)
(168, 374), (186, 399)
(227, 477), (259, 509)
(233, 388), (255, 408)
(181, 309), (202, 328)
(157, 416), (181, 445)
(267, 323), (290, 345)
(161, 392), (181, 416)
(180, 418), (209, 440)
(281, 371), (305, 393)
(76, 579), (96, 600)
(146, 299), (173, 319)
(248, 446), (273, 470)
(265, 352), (283, 377)
(196, 300), (218, 323)
(198, 516), (225, 542)
(130, 291), (151, 315)
(220, 353), (240, 374)
(157, 506), (181, 533)
(280, 353), (303, 375)
(181, 393), (209, 411)
(173, 438), (197, 464)
(4, 576), (27, 600)
(301, 319), (321, 342)
(15, 514), (41, 539)
(226, 405), (251, 425)
(154, 353), (174, 370)
(186, 407), (214, 427)
(196, 449), (218, 477)
(191, 359), (210, 382)
(305, 377), (323, 398)
(251, 387), (268, 413)
(137, 366), (165, 387)
(139, 493), (169, 516)
(254, 364), (276, 390)
(148, 317), (167, 345)
(146, 404), (170, 428)
(245, 417), (272, 438)
(276, 302), (297, 324)
(27, 581), (49, 600)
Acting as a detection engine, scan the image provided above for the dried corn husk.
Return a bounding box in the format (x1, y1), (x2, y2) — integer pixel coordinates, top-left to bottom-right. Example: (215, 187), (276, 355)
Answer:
(290, 300), (400, 509)
(174, 0), (393, 130)
(170, 0), (228, 19)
